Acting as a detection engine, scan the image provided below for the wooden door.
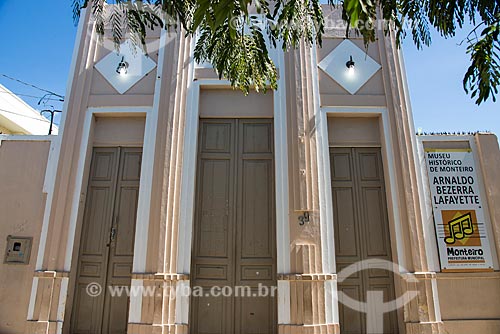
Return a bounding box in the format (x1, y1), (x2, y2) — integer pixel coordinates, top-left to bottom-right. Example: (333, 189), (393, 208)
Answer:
(71, 147), (142, 334)
(190, 119), (276, 334)
(330, 148), (398, 334)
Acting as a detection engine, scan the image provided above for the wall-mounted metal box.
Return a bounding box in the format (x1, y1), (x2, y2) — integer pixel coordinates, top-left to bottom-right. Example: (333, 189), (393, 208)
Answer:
(4, 236), (32, 264)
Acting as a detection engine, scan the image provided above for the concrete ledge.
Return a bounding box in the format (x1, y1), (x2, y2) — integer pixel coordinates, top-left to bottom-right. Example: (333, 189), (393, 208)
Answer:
(278, 274), (337, 281)
(278, 324), (339, 334)
(26, 320), (60, 334)
(127, 323), (188, 334)
(131, 273), (189, 281)
(0, 134), (53, 142)
(406, 322), (445, 334)
(443, 319), (500, 334)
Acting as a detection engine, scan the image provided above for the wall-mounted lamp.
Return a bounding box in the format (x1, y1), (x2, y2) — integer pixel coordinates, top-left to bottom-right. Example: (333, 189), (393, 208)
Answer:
(298, 211), (310, 226)
(116, 56), (129, 76)
(346, 55), (355, 69)
(346, 55), (355, 75)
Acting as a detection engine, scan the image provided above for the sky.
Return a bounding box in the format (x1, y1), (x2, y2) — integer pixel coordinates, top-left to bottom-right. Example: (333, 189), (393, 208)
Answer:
(0, 1), (498, 138)
(403, 27), (500, 137)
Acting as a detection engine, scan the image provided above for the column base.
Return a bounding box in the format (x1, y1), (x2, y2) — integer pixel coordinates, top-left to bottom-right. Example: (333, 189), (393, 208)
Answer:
(27, 271), (69, 334)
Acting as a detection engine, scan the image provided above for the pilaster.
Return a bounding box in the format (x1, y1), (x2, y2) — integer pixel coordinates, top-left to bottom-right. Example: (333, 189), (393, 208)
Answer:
(380, 25), (444, 333)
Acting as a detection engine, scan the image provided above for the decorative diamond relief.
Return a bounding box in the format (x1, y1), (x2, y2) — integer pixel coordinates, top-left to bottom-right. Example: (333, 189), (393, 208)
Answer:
(318, 39), (381, 95)
(94, 40), (157, 95)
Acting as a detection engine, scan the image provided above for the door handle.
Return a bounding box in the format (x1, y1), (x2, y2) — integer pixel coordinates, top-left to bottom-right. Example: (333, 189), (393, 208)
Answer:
(110, 227), (117, 242)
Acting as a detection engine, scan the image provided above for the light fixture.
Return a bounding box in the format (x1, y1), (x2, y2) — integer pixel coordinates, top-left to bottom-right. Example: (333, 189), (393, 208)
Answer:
(346, 55), (355, 75)
(346, 55), (355, 69)
(116, 56), (129, 76)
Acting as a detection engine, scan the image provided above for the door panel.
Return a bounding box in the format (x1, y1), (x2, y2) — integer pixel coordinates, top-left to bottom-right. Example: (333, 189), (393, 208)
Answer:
(72, 147), (142, 334)
(194, 290), (229, 334)
(191, 120), (235, 334)
(362, 187), (390, 257)
(102, 148), (142, 334)
(338, 284), (364, 334)
(237, 290), (275, 334)
(236, 120), (276, 334)
(72, 148), (119, 334)
(191, 119), (276, 334)
(332, 187), (359, 258)
(240, 160), (273, 258)
(197, 159), (232, 258)
(330, 148), (398, 334)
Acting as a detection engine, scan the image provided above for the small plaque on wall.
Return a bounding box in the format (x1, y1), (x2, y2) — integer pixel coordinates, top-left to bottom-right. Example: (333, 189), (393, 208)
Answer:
(4, 236), (32, 264)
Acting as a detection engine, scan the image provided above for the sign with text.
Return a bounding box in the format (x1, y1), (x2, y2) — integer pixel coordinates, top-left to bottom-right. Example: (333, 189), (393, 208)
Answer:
(424, 148), (494, 272)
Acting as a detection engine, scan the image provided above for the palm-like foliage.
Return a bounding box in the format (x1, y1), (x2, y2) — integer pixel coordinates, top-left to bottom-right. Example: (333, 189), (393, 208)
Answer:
(73, 0), (500, 105)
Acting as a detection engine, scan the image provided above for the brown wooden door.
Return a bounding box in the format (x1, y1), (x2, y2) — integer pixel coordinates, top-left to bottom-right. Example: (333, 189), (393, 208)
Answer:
(330, 148), (398, 334)
(71, 147), (142, 334)
(190, 119), (276, 334)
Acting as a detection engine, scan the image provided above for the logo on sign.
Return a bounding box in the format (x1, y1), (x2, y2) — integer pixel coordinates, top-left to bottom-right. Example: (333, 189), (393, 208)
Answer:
(442, 210), (480, 246)
(444, 212), (474, 244)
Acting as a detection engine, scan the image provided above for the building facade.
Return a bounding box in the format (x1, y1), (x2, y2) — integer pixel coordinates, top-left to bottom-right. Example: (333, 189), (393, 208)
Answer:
(0, 5), (499, 334)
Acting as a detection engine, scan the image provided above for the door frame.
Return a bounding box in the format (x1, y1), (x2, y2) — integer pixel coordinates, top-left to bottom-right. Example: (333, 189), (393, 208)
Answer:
(60, 107), (154, 330)
(316, 106), (407, 332)
(177, 42), (291, 326)
(189, 118), (278, 334)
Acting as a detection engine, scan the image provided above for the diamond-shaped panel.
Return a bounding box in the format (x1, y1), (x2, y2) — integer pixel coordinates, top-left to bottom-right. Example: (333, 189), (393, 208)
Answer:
(318, 40), (381, 95)
(94, 40), (157, 95)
